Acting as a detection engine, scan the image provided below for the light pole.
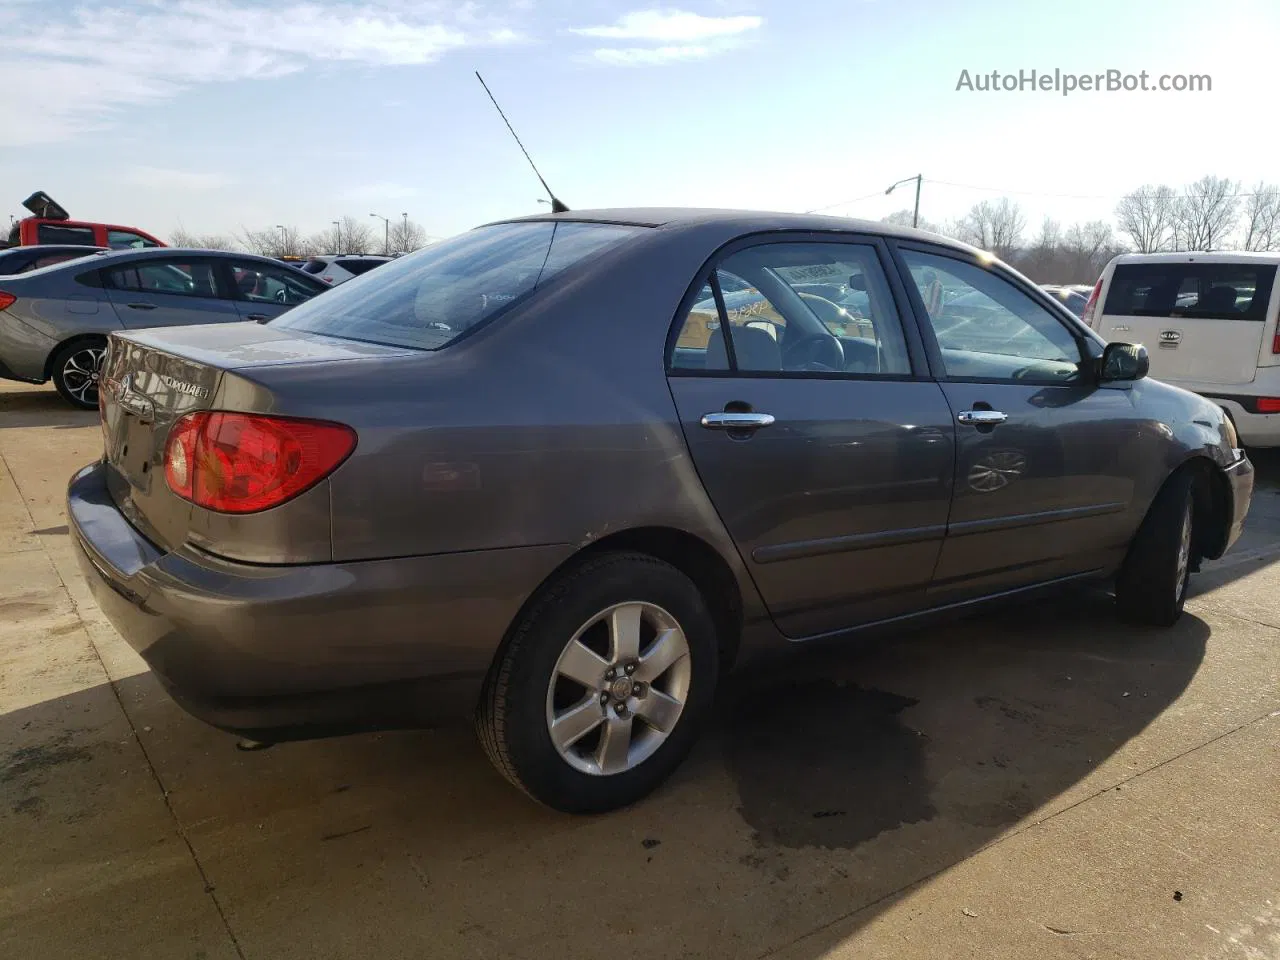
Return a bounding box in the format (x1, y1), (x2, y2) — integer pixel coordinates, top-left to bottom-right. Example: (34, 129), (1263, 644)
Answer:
(885, 175), (924, 228)
(275, 224), (287, 253)
(370, 213), (390, 255)
(331, 220), (341, 255)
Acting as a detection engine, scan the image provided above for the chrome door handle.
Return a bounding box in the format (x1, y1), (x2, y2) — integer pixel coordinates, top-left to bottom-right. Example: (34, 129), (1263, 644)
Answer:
(700, 412), (776, 430)
(957, 410), (1008, 425)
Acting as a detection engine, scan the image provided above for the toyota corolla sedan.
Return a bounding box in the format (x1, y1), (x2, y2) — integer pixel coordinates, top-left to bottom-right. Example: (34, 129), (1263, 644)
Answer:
(68, 209), (1254, 813)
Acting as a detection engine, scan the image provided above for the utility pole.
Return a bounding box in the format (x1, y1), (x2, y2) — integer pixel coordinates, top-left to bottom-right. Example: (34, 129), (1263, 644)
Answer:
(275, 224), (286, 254)
(885, 175), (924, 228)
(370, 213), (390, 255)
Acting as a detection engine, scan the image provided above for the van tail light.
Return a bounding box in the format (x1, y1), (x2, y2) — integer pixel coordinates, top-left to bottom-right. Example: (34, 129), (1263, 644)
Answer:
(1080, 278), (1102, 327)
(0, 291), (16, 311)
(164, 412), (356, 513)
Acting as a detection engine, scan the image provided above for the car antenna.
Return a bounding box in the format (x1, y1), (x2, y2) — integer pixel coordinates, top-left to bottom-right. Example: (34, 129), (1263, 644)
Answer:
(475, 71), (569, 213)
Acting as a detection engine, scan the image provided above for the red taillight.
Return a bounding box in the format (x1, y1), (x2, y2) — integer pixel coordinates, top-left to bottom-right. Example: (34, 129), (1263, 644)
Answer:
(1080, 278), (1102, 327)
(163, 412), (356, 513)
(0, 291), (16, 311)
(1257, 398), (1280, 414)
(1271, 330), (1280, 355)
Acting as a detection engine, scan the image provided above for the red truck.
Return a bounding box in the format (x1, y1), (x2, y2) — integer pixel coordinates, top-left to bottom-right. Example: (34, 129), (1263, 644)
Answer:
(5, 191), (164, 250)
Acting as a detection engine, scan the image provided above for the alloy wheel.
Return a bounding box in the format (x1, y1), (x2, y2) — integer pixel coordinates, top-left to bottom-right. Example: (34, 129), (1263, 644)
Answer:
(544, 601), (692, 776)
(60, 346), (106, 406)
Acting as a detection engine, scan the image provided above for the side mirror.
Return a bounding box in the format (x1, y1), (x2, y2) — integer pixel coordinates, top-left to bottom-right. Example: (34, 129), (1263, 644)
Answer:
(847, 274), (868, 292)
(1100, 342), (1149, 382)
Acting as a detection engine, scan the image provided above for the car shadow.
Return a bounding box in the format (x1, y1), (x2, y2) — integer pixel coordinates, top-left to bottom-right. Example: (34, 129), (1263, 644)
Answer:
(0, 385), (93, 430)
(1, 590), (1208, 959)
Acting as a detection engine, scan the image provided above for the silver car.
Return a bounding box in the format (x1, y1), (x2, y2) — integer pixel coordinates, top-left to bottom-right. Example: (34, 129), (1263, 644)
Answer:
(0, 248), (328, 408)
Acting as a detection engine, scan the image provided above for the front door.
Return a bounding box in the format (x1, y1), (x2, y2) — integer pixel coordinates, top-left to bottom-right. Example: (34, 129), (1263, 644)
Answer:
(102, 256), (240, 327)
(897, 247), (1139, 601)
(666, 237), (955, 638)
(223, 259), (327, 322)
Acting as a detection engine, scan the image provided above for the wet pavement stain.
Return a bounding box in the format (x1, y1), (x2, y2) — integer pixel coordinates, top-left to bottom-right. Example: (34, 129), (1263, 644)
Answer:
(727, 681), (936, 849)
(1, 733), (92, 785)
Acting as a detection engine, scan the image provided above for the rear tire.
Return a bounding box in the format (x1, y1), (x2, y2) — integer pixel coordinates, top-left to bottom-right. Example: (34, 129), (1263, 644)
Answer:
(1115, 470), (1195, 627)
(477, 552), (718, 814)
(50, 337), (107, 410)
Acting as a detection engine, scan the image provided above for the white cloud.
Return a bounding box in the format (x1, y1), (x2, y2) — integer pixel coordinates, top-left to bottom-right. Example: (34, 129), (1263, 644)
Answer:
(125, 166), (234, 191)
(572, 9), (762, 42)
(0, 1), (523, 145)
(571, 8), (762, 66)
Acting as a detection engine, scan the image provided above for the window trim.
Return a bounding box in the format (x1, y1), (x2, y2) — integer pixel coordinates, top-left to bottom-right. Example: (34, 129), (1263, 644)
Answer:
(665, 231), (931, 381)
(887, 239), (1105, 386)
(103, 256), (225, 300)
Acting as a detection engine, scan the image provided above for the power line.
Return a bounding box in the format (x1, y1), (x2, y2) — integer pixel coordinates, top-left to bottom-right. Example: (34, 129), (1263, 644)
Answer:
(803, 190), (886, 214)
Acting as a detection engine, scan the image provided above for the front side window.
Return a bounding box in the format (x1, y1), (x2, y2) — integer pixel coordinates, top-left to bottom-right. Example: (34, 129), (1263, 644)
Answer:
(229, 261), (323, 305)
(670, 241), (912, 376)
(108, 259), (218, 297)
(902, 250), (1082, 382)
(272, 221), (643, 350)
(1103, 262), (1278, 322)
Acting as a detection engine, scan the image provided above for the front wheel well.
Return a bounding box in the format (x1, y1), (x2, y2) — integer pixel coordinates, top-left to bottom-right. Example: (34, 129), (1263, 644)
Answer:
(1179, 456), (1231, 563)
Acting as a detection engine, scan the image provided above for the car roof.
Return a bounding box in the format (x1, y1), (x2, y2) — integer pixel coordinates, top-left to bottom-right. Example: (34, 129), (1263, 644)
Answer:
(1109, 251), (1280, 266)
(487, 206), (984, 252)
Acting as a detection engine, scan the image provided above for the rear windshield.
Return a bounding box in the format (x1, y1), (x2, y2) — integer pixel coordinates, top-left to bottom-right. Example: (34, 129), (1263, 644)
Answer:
(1103, 262), (1279, 322)
(336, 258), (386, 276)
(271, 221), (643, 350)
(37, 223), (96, 245)
(301, 258), (328, 274)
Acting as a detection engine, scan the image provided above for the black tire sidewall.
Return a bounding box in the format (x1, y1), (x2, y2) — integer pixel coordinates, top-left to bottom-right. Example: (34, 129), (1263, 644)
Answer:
(50, 338), (105, 410)
(496, 555), (718, 813)
(1117, 471), (1194, 626)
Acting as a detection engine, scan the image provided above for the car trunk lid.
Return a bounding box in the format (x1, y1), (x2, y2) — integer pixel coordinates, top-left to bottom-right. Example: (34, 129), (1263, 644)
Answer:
(99, 323), (416, 554)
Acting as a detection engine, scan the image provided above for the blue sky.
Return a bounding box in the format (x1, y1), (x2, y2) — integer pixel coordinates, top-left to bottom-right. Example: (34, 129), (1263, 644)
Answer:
(2, 0), (1276, 243)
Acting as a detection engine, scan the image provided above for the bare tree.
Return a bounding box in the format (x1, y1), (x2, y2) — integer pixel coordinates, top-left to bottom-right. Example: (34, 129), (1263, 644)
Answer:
(1175, 175), (1240, 251)
(880, 209), (940, 234)
(388, 217), (433, 253)
(1062, 220), (1121, 282)
(170, 227), (238, 250)
(956, 198), (1025, 259)
(1114, 184), (1176, 253)
(1241, 182), (1280, 252)
(233, 225), (308, 258)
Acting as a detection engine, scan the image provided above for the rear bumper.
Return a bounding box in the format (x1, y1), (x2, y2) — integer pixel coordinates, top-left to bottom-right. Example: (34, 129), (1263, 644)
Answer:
(0, 311), (54, 383)
(68, 460), (572, 738)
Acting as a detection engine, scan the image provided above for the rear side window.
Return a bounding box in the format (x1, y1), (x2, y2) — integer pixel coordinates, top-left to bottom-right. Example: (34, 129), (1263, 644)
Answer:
(1103, 262), (1278, 321)
(337, 258), (386, 276)
(301, 259), (328, 274)
(37, 224), (96, 245)
(107, 230), (158, 249)
(272, 221), (643, 350)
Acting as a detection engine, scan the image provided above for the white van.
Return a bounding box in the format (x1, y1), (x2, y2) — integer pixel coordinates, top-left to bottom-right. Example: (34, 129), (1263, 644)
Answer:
(1083, 252), (1280, 446)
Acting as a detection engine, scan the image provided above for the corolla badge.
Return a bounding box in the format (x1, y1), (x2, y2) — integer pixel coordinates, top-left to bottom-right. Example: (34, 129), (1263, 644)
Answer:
(1159, 330), (1182, 347)
(159, 374), (209, 399)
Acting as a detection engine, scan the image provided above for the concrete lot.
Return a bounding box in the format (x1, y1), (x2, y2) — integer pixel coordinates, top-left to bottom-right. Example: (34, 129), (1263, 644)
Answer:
(2, 378), (1278, 960)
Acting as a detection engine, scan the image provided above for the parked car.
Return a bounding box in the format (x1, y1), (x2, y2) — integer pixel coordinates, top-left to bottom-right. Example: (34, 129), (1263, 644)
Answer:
(1082, 251), (1280, 446)
(5, 191), (164, 249)
(69, 209), (1253, 814)
(1040, 283), (1089, 317)
(0, 244), (108, 275)
(0, 248), (328, 408)
(299, 254), (392, 285)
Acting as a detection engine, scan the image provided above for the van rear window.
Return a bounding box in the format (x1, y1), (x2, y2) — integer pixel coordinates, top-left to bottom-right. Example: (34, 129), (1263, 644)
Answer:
(1103, 262), (1278, 322)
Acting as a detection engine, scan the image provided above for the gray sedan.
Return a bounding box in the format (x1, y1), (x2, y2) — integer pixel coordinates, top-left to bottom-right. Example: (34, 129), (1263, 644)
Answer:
(68, 209), (1254, 813)
(0, 248), (328, 408)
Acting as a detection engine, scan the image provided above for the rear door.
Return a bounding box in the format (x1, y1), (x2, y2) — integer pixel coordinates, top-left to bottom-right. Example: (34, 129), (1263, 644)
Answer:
(1096, 260), (1279, 384)
(666, 235), (956, 638)
(102, 255), (240, 327)
(222, 259), (327, 321)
